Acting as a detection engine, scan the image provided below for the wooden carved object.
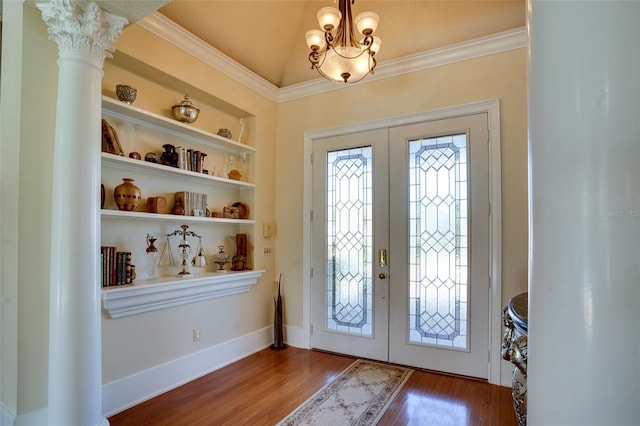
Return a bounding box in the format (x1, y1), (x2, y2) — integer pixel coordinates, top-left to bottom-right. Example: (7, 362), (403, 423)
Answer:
(231, 233), (249, 271)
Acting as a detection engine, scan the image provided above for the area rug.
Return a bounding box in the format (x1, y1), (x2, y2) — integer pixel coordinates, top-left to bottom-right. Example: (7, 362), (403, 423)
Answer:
(277, 359), (413, 426)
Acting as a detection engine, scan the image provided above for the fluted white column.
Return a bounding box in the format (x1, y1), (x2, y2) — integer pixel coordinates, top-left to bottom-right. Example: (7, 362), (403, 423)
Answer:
(527, 1), (640, 424)
(37, 2), (127, 425)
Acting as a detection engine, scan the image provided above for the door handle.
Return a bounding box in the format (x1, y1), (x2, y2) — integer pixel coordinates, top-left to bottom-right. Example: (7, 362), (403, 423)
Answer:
(378, 249), (387, 268)
(379, 272), (387, 279)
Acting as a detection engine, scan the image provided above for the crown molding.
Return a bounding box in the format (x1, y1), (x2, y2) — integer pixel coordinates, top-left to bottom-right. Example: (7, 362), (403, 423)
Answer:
(136, 12), (280, 101)
(137, 12), (526, 104)
(278, 27), (527, 102)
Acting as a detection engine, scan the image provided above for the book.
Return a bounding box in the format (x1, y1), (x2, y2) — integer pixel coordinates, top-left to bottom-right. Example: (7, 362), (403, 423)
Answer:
(115, 251), (132, 285)
(125, 252), (132, 284)
(194, 150), (201, 172)
(175, 191), (207, 216)
(100, 246), (117, 287)
(101, 247), (134, 287)
(116, 251), (125, 285)
(186, 149), (193, 171)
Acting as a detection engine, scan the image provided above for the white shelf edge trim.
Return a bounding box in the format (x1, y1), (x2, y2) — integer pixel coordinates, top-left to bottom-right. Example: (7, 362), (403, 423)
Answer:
(102, 270), (264, 318)
(100, 209), (255, 224)
(102, 152), (256, 189)
(102, 96), (256, 154)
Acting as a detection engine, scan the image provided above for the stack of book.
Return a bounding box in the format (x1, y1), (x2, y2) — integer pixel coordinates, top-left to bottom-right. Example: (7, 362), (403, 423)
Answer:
(175, 191), (207, 216)
(101, 246), (133, 287)
(177, 148), (207, 173)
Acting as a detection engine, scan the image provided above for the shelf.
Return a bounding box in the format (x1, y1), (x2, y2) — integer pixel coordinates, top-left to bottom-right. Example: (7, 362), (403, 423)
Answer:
(100, 95), (260, 318)
(102, 152), (255, 189)
(102, 270), (265, 318)
(102, 96), (256, 155)
(101, 209), (255, 224)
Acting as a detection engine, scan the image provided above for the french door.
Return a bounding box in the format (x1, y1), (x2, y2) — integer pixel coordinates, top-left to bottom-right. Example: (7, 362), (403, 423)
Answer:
(311, 128), (390, 360)
(310, 113), (490, 378)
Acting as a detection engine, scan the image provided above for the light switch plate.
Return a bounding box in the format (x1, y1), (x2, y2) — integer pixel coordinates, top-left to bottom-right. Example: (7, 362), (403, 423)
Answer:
(263, 222), (274, 238)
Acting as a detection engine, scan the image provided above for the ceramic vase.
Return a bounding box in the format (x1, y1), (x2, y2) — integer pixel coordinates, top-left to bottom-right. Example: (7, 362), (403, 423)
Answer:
(113, 178), (141, 211)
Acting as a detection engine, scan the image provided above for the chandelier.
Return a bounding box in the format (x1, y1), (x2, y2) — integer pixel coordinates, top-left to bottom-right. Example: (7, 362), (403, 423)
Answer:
(305, 0), (381, 83)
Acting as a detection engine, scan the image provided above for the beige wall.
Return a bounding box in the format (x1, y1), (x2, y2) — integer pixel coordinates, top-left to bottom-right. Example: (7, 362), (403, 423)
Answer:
(100, 23), (278, 383)
(275, 48), (529, 329)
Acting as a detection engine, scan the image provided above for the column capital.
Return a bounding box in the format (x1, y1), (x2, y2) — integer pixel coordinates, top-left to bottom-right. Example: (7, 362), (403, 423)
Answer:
(38, 0), (128, 65)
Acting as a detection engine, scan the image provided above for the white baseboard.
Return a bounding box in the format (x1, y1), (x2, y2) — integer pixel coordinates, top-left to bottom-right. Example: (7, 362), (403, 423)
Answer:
(102, 325), (273, 417)
(1, 404), (15, 426)
(11, 407), (46, 426)
(11, 408), (107, 426)
(6, 325), (511, 423)
(284, 324), (308, 349)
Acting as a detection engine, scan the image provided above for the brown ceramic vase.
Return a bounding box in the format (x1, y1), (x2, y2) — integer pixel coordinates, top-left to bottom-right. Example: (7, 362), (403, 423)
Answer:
(113, 178), (142, 211)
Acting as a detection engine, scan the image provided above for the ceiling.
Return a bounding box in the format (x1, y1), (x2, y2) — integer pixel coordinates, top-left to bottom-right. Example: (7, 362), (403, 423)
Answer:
(157, 1), (525, 88)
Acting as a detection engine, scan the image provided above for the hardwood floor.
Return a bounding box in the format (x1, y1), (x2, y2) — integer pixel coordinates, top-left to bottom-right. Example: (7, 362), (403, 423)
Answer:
(108, 347), (516, 425)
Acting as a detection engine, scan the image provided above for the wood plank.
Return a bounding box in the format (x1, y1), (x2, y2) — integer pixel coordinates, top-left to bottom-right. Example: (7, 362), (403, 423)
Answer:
(108, 347), (516, 425)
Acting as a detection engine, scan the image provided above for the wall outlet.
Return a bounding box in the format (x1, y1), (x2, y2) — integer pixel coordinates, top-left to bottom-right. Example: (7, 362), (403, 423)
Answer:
(192, 328), (200, 342)
(262, 246), (272, 256)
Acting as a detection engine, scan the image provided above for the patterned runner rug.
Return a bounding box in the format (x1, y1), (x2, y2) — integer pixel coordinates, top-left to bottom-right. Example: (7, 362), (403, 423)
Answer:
(277, 359), (413, 426)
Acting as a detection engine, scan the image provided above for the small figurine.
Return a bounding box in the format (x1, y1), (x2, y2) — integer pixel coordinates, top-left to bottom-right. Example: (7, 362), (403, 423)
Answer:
(172, 198), (185, 215)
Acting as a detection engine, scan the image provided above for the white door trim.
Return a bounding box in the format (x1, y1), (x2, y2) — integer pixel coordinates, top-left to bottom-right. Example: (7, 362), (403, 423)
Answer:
(302, 99), (503, 384)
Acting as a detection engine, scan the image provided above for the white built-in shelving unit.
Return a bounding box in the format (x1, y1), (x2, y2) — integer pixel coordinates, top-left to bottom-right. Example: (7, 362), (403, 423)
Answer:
(100, 96), (263, 318)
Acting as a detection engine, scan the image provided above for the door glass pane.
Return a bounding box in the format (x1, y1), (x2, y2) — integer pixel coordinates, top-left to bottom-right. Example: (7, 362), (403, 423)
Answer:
(326, 146), (373, 336)
(408, 134), (468, 349)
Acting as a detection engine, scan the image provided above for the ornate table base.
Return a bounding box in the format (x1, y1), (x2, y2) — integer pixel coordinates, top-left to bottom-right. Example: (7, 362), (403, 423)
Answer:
(501, 293), (528, 426)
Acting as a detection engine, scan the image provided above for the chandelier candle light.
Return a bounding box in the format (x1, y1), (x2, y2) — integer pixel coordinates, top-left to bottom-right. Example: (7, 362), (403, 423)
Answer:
(305, 0), (381, 83)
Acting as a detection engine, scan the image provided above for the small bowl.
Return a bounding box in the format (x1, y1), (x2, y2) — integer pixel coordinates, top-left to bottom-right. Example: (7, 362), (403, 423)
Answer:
(171, 95), (199, 123)
(217, 128), (232, 139)
(116, 84), (137, 104)
(144, 152), (158, 163)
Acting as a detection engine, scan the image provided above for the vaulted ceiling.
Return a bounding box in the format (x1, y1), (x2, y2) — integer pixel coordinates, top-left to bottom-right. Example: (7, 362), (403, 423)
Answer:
(157, 1), (526, 88)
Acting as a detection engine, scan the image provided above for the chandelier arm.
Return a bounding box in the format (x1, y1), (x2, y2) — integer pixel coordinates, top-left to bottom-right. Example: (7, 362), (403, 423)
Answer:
(362, 34), (373, 48)
(309, 49), (328, 70)
(325, 30), (334, 46)
(309, 51), (320, 69)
